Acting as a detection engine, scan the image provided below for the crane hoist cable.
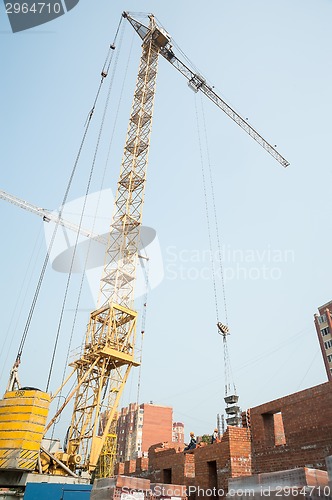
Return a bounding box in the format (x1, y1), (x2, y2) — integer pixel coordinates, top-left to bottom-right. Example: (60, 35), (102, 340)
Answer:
(200, 95), (229, 326)
(45, 16), (125, 393)
(199, 97), (236, 397)
(194, 95), (237, 399)
(11, 110), (94, 390)
(222, 332), (236, 397)
(195, 95), (230, 326)
(194, 97), (220, 324)
(136, 254), (150, 405)
(0, 226), (43, 382)
(8, 14), (125, 389)
(6, 15), (124, 391)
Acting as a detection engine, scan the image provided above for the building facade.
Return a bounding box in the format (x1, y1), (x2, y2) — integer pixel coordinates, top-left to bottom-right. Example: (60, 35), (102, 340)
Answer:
(172, 422), (185, 443)
(314, 301), (332, 381)
(116, 402), (173, 462)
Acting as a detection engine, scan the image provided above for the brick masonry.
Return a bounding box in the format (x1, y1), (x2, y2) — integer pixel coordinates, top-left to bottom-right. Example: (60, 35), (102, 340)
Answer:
(115, 382), (332, 497)
(249, 381), (332, 473)
(115, 427), (251, 497)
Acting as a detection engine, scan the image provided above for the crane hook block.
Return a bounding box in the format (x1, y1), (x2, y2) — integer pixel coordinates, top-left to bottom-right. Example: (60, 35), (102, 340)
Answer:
(217, 322), (230, 335)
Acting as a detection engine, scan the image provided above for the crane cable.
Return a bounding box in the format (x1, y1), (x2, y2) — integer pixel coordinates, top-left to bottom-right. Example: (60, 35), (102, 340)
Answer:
(199, 97), (237, 396)
(201, 99), (229, 327)
(12, 12), (125, 374)
(136, 254), (150, 405)
(0, 226), (43, 382)
(50, 21), (127, 433)
(194, 98), (219, 323)
(16, 108), (92, 366)
(194, 95), (236, 397)
(45, 15), (124, 393)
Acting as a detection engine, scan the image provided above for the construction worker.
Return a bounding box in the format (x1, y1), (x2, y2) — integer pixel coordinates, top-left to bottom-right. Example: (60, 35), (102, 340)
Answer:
(211, 428), (220, 444)
(184, 432), (196, 452)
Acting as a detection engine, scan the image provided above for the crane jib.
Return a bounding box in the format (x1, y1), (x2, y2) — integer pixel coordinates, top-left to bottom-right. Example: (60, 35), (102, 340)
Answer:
(125, 12), (290, 168)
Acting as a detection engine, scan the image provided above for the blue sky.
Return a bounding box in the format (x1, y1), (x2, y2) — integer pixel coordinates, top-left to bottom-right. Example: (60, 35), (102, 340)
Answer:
(1, 0), (332, 441)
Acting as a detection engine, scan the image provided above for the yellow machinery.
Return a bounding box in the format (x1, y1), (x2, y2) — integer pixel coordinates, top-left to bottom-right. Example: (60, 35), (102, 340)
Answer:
(0, 11), (289, 481)
(95, 417), (117, 479)
(0, 389), (50, 471)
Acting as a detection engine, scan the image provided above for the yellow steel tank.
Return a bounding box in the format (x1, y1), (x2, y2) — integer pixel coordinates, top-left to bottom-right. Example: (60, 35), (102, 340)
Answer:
(0, 388), (50, 470)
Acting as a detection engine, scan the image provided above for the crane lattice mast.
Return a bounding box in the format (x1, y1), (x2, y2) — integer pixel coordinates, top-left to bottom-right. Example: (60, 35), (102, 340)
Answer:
(43, 14), (168, 474)
(65, 14), (164, 472)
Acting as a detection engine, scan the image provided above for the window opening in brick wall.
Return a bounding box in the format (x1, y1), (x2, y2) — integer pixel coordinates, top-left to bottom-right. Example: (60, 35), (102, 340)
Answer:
(262, 411), (286, 446)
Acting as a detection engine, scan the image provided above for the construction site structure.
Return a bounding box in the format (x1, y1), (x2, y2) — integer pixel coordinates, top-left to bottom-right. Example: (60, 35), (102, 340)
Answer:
(0, 10), (289, 492)
(314, 300), (332, 381)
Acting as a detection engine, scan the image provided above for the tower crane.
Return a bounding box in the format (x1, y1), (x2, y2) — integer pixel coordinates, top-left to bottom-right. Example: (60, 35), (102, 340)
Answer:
(0, 12), (289, 481)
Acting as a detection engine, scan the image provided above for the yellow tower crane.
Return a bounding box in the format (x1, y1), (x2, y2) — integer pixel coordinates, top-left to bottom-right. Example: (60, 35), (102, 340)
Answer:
(0, 11), (289, 481)
(42, 13), (164, 474)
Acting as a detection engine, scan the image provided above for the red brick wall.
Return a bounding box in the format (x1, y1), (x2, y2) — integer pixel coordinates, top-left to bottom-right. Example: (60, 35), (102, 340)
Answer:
(116, 383), (332, 496)
(116, 442), (195, 488)
(116, 428), (251, 497)
(148, 446), (195, 486)
(194, 427), (251, 495)
(229, 426), (252, 479)
(250, 381), (332, 473)
(141, 404), (173, 454)
(115, 462), (125, 474)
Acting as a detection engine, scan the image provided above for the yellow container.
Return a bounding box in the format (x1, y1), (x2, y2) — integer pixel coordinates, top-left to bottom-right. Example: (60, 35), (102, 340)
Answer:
(0, 389), (50, 471)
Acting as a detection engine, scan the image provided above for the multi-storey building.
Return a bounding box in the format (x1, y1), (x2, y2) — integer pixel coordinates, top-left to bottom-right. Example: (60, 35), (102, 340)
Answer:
(172, 422), (184, 443)
(116, 402), (173, 462)
(116, 403), (138, 462)
(314, 300), (332, 381)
